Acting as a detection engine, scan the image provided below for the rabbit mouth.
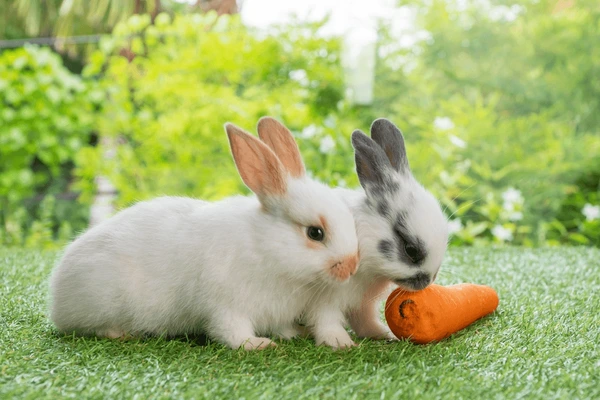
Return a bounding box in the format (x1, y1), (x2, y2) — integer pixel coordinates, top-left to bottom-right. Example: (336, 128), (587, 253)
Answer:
(394, 272), (431, 291)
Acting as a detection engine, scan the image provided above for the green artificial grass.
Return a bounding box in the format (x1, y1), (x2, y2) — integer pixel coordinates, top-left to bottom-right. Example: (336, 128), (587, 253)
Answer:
(1, 247), (598, 399)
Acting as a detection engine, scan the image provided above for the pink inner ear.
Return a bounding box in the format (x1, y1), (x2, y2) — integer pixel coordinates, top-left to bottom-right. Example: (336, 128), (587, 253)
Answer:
(358, 157), (377, 181)
(226, 124), (287, 197)
(257, 117), (305, 179)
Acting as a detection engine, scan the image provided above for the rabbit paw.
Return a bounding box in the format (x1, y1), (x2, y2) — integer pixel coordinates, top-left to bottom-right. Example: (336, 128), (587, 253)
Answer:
(242, 337), (277, 350)
(317, 331), (356, 350)
(99, 328), (127, 339)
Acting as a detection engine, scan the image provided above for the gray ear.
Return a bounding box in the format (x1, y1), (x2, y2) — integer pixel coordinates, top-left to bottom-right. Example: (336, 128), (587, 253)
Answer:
(351, 129), (393, 190)
(370, 118), (409, 173)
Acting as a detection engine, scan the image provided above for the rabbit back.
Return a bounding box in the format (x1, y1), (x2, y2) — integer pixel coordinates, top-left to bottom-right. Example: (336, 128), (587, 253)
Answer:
(49, 195), (302, 337)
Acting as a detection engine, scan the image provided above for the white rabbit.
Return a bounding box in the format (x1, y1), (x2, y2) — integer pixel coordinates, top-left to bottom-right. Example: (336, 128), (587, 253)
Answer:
(49, 117), (359, 350)
(260, 118), (449, 342)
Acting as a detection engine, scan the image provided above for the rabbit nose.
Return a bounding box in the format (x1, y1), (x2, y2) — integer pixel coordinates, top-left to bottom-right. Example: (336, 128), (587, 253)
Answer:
(329, 253), (359, 282)
(395, 272), (431, 291)
(410, 273), (431, 290)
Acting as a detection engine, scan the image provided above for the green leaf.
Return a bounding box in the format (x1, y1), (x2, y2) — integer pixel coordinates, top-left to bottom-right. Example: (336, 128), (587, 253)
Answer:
(466, 222), (489, 237)
(568, 233), (590, 244)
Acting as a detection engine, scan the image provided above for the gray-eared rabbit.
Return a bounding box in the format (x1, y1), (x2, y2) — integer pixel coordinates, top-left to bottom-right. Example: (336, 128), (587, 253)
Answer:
(49, 117), (359, 350)
(261, 118), (449, 343)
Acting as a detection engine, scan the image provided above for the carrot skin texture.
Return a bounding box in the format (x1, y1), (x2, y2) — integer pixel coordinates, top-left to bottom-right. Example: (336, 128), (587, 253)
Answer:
(384, 283), (499, 344)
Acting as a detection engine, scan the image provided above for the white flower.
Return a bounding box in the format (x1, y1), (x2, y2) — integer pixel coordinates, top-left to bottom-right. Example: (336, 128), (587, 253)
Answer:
(447, 219), (463, 235)
(492, 225), (513, 242)
(338, 178), (347, 187)
(449, 135), (467, 149)
(319, 135), (336, 154)
(324, 115), (336, 128)
(503, 201), (515, 212)
(508, 211), (523, 222)
(289, 69), (309, 86)
(301, 125), (318, 139)
(433, 117), (455, 131)
(502, 187), (523, 205)
(582, 203), (600, 222)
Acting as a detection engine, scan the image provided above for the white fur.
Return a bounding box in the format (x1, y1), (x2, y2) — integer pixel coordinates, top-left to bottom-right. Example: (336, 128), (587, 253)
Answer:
(49, 172), (359, 349)
(287, 176), (448, 343)
(253, 118), (449, 344)
(330, 176), (449, 339)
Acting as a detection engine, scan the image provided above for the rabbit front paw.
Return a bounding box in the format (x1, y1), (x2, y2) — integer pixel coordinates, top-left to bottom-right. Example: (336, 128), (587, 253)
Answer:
(316, 330), (356, 350)
(242, 337), (277, 350)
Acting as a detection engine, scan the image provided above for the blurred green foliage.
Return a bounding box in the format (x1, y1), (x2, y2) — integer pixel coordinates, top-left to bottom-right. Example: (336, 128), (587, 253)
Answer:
(77, 12), (362, 207)
(1, 0), (599, 247)
(374, 0), (600, 246)
(0, 45), (99, 247)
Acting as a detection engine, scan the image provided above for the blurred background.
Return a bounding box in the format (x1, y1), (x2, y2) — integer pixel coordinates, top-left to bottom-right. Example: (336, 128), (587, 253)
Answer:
(0, 0), (598, 248)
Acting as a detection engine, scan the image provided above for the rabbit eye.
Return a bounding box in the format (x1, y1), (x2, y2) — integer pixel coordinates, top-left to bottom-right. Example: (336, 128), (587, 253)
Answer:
(307, 226), (325, 242)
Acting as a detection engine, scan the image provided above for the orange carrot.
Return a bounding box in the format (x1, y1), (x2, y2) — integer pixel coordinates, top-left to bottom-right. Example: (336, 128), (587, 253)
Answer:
(384, 283), (499, 344)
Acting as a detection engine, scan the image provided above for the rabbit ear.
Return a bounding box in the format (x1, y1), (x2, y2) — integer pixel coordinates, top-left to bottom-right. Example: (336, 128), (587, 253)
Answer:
(225, 123), (287, 197)
(370, 118), (410, 174)
(351, 129), (394, 190)
(257, 117), (306, 178)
